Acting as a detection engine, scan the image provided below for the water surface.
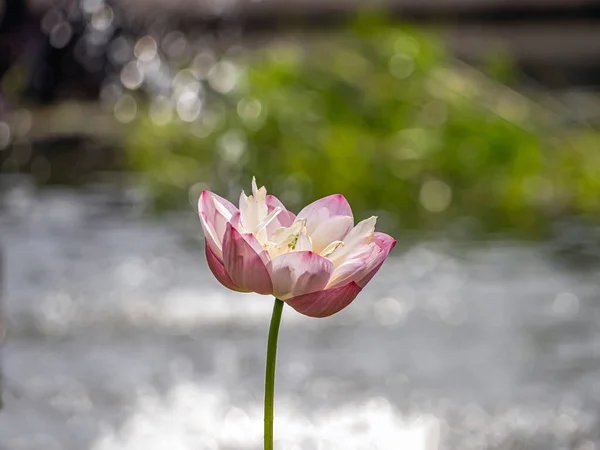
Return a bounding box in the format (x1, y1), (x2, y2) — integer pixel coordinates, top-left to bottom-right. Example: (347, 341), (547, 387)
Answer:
(1, 182), (599, 450)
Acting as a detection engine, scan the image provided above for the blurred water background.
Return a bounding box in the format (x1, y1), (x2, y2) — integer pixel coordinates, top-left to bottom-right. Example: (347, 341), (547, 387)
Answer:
(1, 1), (600, 449)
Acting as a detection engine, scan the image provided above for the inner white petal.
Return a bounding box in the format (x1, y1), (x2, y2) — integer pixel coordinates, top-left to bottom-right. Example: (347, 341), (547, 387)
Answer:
(320, 240), (344, 257)
(254, 207), (283, 245)
(271, 220), (305, 246)
(263, 219), (311, 258)
(256, 207), (282, 234)
(240, 190), (268, 234)
(295, 233), (312, 252)
(251, 176), (267, 202)
(325, 216), (377, 267)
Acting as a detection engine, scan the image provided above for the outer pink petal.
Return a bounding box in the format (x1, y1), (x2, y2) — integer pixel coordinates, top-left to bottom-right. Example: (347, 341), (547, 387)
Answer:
(222, 223), (273, 295)
(199, 211), (223, 260)
(205, 242), (243, 292)
(285, 282), (362, 318)
(239, 226), (271, 266)
(198, 190), (239, 260)
(354, 233), (396, 288)
(268, 251), (334, 300)
(296, 194), (353, 233)
(199, 190), (238, 217)
(372, 232), (397, 253)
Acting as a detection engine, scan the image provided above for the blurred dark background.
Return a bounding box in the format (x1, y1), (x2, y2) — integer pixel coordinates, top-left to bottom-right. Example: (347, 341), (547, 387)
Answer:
(2, 0), (600, 235)
(1, 1), (600, 449)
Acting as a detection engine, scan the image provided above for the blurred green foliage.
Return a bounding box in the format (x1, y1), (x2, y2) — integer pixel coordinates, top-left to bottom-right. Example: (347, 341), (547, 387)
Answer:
(126, 15), (600, 237)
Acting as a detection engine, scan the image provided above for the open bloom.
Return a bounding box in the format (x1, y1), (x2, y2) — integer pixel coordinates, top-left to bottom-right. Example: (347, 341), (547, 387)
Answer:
(198, 178), (396, 318)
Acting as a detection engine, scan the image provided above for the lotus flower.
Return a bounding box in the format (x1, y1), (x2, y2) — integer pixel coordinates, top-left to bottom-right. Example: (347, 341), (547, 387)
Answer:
(198, 178), (396, 318)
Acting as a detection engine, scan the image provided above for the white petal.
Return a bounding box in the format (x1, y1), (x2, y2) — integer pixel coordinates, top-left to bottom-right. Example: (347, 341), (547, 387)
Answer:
(309, 215), (353, 253)
(320, 241), (344, 258)
(327, 216), (377, 267)
(238, 191), (249, 233)
(264, 219), (310, 258)
(252, 176), (267, 202)
(327, 243), (380, 288)
(295, 233), (312, 252)
(266, 195), (296, 234)
(257, 207), (282, 234)
(270, 220), (305, 247)
(254, 207), (282, 245)
(239, 181), (268, 234)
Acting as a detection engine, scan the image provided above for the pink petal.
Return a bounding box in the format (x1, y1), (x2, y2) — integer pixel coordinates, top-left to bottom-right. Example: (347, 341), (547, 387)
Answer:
(222, 223), (273, 295)
(205, 242), (243, 292)
(198, 190), (239, 260)
(240, 226), (271, 266)
(285, 282), (362, 318)
(296, 194), (353, 234)
(268, 251), (334, 300)
(266, 195), (286, 210)
(373, 232), (397, 253)
(199, 212), (223, 260)
(199, 190), (238, 217)
(309, 215), (353, 253)
(229, 210), (242, 230)
(266, 195), (295, 223)
(354, 233), (396, 288)
(276, 210), (296, 227)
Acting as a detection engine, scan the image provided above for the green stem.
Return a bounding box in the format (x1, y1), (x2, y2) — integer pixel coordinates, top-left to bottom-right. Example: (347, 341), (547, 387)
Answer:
(264, 298), (284, 450)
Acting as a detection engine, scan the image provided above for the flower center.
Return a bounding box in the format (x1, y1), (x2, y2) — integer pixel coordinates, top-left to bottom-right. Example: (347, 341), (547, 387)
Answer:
(287, 233), (300, 250)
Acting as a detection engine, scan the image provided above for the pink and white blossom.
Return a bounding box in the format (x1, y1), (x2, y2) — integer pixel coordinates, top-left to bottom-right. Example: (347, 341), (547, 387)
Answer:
(198, 178), (396, 318)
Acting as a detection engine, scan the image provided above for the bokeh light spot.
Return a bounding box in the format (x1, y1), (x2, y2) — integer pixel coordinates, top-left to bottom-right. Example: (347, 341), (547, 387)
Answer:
(91, 5), (114, 31)
(120, 61), (144, 90)
(208, 61), (239, 94)
(191, 51), (217, 80)
(114, 95), (138, 123)
(176, 92), (202, 122)
(420, 180), (452, 213)
(237, 98), (262, 121)
(389, 53), (415, 79)
(50, 22), (73, 49)
(218, 130), (246, 163)
(135, 36), (158, 63)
